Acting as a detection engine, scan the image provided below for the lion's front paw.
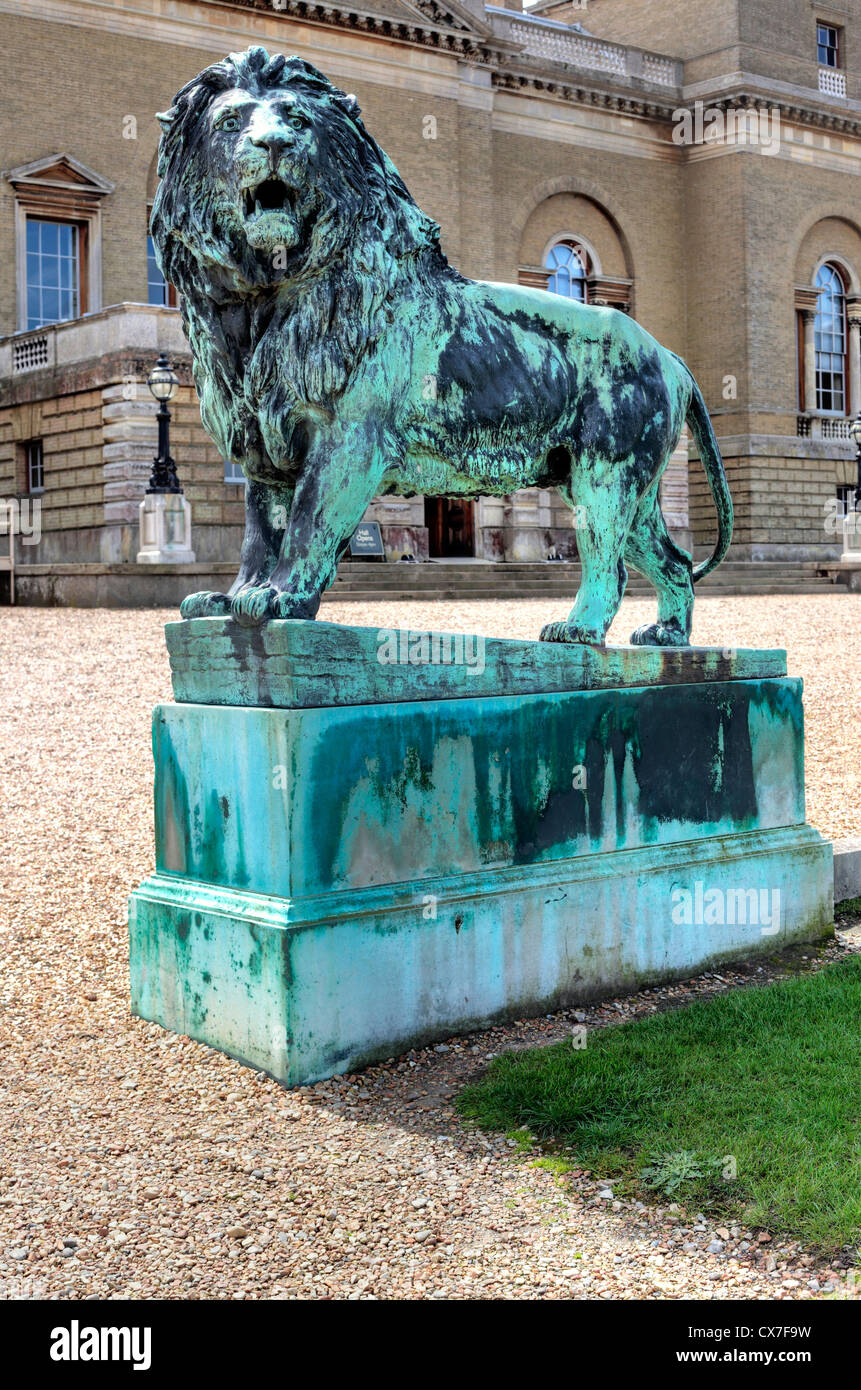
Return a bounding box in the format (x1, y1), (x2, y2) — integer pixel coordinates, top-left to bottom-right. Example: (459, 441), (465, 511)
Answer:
(229, 585), (318, 625)
(630, 622), (689, 648)
(539, 620), (604, 646)
(180, 590), (232, 619)
(230, 585), (277, 626)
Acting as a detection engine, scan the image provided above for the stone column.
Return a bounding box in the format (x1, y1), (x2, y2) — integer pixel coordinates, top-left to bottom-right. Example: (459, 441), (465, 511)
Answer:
(660, 426), (692, 553)
(456, 65), (495, 281)
(502, 488), (554, 561)
(101, 381), (158, 563)
(801, 309), (817, 416)
(794, 288), (820, 416)
(847, 300), (861, 416)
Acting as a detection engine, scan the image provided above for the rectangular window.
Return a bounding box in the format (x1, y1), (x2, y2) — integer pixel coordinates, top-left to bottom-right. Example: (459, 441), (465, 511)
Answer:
(818, 23), (840, 68)
(837, 485), (855, 517)
(147, 234), (177, 307)
(797, 311), (806, 412)
(816, 365), (846, 413)
(815, 299), (846, 414)
(25, 439), (44, 493)
(26, 219), (80, 329)
(224, 458), (245, 485)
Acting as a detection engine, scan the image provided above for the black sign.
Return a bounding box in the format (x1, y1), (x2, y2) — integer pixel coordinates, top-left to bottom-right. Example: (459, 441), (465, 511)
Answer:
(349, 521), (385, 558)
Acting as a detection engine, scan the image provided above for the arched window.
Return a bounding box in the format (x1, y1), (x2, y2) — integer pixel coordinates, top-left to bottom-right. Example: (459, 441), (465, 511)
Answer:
(815, 262), (847, 412)
(544, 240), (589, 301)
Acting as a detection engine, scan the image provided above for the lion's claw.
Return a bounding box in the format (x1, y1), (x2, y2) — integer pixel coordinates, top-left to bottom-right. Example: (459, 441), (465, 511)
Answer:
(180, 591), (232, 619)
(630, 622), (688, 647)
(231, 585), (277, 626)
(539, 621), (604, 645)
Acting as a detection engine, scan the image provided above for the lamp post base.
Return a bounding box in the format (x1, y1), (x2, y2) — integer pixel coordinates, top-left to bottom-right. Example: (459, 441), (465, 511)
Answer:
(137, 492), (195, 565)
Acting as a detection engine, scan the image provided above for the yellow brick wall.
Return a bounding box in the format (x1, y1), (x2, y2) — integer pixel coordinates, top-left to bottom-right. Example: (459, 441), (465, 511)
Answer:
(518, 194), (629, 278)
(4, 389), (106, 532)
(0, 14), (469, 330)
(573, 0), (740, 63)
(493, 130), (686, 350)
(169, 386), (246, 529)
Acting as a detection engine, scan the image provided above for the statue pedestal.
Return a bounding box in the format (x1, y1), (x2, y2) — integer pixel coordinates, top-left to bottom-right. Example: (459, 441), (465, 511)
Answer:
(842, 511), (861, 560)
(136, 492), (195, 565)
(128, 619), (833, 1086)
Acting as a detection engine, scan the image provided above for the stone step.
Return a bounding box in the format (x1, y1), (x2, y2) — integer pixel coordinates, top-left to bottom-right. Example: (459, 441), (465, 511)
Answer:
(324, 587), (834, 603)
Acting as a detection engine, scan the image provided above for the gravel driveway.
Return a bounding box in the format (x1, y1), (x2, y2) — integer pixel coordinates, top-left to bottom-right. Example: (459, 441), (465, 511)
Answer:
(1, 595), (859, 1300)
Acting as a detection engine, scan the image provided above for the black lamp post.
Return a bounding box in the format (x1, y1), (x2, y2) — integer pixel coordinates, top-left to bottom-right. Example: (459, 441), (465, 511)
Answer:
(851, 410), (861, 509)
(146, 354), (182, 493)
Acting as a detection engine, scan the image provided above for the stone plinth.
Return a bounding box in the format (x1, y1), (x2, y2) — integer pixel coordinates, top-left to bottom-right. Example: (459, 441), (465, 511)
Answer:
(842, 512), (861, 561)
(137, 492), (195, 565)
(128, 620), (833, 1086)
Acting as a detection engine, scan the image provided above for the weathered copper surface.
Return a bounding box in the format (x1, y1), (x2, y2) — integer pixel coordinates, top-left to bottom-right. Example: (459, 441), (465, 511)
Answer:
(151, 46), (733, 646)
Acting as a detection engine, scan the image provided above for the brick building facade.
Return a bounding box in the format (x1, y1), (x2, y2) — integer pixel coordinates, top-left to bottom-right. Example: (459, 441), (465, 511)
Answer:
(2, 0), (861, 586)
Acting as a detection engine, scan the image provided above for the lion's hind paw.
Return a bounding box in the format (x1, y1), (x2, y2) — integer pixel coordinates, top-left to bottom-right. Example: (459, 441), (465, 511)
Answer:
(230, 585), (277, 626)
(180, 591), (232, 620)
(630, 622), (688, 647)
(539, 620), (604, 645)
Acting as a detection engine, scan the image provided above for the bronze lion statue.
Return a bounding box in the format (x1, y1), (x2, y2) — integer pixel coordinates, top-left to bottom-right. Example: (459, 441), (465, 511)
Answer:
(151, 45), (732, 644)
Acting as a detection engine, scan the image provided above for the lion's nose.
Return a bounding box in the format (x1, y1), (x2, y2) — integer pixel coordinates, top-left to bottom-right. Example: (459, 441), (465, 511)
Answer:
(248, 123), (292, 159)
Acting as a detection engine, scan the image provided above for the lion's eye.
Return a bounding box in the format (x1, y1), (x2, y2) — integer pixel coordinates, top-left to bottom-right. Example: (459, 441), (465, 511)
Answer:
(219, 116), (240, 132)
(288, 116), (305, 130)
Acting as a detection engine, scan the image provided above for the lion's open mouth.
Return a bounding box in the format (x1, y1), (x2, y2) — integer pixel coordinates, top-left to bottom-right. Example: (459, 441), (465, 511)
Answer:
(242, 177), (295, 219)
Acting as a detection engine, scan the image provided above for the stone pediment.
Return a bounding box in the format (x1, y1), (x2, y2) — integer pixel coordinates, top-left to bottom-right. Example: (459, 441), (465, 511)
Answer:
(227, 0), (492, 38)
(4, 154), (114, 197)
(399, 0), (492, 35)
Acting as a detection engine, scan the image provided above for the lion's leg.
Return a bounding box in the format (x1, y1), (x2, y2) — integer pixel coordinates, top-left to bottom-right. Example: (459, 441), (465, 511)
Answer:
(230, 435), (385, 626)
(180, 479), (292, 620)
(540, 474), (632, 646)
(228, 480), (294, 595)
(625, 489), (693, 646)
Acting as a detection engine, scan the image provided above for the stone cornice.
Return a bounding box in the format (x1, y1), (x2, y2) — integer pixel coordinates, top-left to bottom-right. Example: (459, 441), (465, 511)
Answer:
(201, 3), (861, 136)
(12, 0), (861, 140)
(207, 0), (508, 64)
(688, 86), (861, 139)
(492, 62), (681, 121)
(495, 67), (861, 138)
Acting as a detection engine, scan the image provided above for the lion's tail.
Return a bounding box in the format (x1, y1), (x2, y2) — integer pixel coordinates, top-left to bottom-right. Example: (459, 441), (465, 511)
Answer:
(675, 358), (733, 583)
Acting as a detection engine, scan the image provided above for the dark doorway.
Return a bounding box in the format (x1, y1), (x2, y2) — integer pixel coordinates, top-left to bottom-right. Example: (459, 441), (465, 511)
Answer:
(425, 497), (475, 557)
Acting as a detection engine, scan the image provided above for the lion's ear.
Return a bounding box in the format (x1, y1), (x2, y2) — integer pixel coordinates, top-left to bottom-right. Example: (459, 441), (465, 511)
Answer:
(338, 93), (361, 118)
(156, 108), (177, 135)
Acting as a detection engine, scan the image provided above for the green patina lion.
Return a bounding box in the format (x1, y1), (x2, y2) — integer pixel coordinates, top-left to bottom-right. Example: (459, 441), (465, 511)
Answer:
(152, 45), (732, 645)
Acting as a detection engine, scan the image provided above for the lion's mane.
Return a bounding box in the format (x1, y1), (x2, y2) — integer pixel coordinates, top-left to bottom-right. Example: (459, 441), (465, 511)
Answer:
(151, 46), (452, 473)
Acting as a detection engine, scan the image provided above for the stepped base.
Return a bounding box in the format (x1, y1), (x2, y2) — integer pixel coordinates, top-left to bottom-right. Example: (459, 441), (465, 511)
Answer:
(11, 559), (840, 608)
(128, 622), (833, 1086)
(130, 824), (831, 1087)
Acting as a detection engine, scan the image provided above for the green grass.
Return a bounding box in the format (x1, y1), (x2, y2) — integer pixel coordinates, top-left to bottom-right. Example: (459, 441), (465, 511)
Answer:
(456, 957), (861, 1250)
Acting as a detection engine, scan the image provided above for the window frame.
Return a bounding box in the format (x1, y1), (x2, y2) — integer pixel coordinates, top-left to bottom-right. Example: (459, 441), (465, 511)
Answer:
(6, 155), (112, 332)
(18, 439), (45, 496)
(223, 458), (245, 486)
(25, 217), (85, 331)
(544, 238), (590, 302)
(814, 261), (849, 415)
(146, 217), (178, 308)
(836, 484), (856, 517)
(817, 21), (841, 69)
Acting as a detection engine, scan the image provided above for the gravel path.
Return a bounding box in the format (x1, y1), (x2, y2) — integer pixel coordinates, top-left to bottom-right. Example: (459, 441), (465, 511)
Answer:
(1, 595), (859, 1301)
